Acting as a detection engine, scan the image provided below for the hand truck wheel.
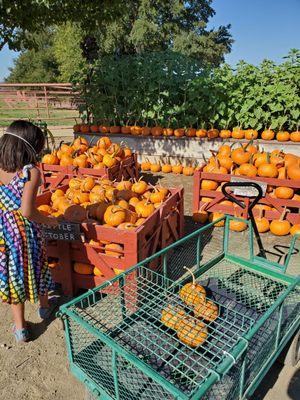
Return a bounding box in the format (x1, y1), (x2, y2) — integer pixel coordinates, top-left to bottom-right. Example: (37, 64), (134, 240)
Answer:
(278, 330), (300, 367)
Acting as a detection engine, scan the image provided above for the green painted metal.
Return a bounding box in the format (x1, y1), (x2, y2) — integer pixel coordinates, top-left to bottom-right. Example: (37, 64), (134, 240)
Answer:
(60, 217), (300, 400)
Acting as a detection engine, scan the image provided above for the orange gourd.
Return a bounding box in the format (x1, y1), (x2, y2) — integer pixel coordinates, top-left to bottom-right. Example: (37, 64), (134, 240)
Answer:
(141, 127), (151, 136)
(80, 177), (95, 192)
(109, 126), (120, 134)
(163, 128), (174, 137)
(150, 163), (161, 173)
(253, 152), (268, 168)
(141, 160), (151, 171)
(179, 267), (206, 307)
(73, 191), (90, 205)
(105, 243), (123, 258)
(183, 166), (194, 176)
(194, 300), (219, 322)
(185, 128), (196, 137)
(231, 128), (244, 139)
(132, 179), (148, 195)
(244, 129), (258, 140)
(229, 218), (247, 232)
(290, 224), (300, 236)
(161, 305), (186, 330)
(73, 155), (88, 168)
(290, 131), (300, 142)
(269, 208), (291, 236)
(274, 187), (294, 199)
(104, 205), (126, 226)
(162, 164), (172, 173)
(174, 128), (185, 137)
(209, 212), (225, 227)
(103, 154), (117, 168)
(97, 136), (111, 149)
(257, 163), (278, 178)
(238, 163), (257, 177)
(287, 164), (300, 180)
(51, 189), (65, 202)
(207, 129), (219, 139)
(150, 189), (166, 204)
(121, 126), (131, 134)
(219, 130), (231, 139)
(117, 223), (136, 230)
(231, 148), (251, 165)
(42, 152), (59, 165)
(80, 124), (90, 133)
(135, 200), (155, 218)
(60, 154), (74, 166)
(176, 317), (208, 347)
(261, 129), (275, 140)
(276, 131), (290, 142)
(196, 129), (207, 138)
(172, 164), (183, 174)
(218, 145), (231, 157)
(130, 125), (142, 135)
(201, 180), (218, 190)
(151, 126), (163, 136)
(38, 205), (52, 216)
(255, 209), (270, 233)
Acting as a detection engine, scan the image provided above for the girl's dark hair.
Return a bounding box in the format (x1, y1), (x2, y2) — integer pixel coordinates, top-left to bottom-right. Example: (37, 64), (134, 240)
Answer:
(0, 120), (45, 172)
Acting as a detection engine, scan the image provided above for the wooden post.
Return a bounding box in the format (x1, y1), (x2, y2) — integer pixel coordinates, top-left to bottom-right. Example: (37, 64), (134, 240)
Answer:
(44, 85), (50, 118)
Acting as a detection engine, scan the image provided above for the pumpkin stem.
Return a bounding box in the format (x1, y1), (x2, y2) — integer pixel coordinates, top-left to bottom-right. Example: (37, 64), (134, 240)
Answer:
(183, 266), (196, 287)
(280, 206), (287, 221)
(259, 208), (263, 220)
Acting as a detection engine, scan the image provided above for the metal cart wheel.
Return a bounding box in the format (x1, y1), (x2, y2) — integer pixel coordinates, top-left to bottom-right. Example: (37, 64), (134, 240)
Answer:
(278, 330), (300, 367)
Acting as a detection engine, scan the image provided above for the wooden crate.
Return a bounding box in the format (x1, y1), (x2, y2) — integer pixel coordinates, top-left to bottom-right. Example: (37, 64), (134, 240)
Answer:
(39, 154), (138, 191)
(38, 187), (184, 296)
(193, 168), (300, 224)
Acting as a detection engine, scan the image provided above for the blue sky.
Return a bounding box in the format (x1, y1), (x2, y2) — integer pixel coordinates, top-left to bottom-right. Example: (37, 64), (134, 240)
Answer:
(0, 0), (299, 81)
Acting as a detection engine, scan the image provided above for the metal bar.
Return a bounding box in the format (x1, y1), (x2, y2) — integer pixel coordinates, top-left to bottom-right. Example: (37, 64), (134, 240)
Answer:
(112, 350), (120, 400)
(275, 303), (284, 349)
(283, 235), (297, 272)
(239, 355), (247, 400)
(223, 215), (230, 255)
(196, 233), (201, 269)
(64, 318), (74, 363)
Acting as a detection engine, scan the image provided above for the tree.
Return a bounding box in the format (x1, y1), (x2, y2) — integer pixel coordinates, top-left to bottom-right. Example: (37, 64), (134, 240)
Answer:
(1, 1), (233, 66)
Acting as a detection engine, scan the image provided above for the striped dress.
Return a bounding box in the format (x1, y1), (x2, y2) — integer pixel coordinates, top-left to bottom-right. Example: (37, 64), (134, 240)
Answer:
(0, 165), (52, 304)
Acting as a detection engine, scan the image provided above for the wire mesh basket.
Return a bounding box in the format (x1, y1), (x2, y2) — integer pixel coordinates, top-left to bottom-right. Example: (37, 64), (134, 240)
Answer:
(60, 216), (300, 400)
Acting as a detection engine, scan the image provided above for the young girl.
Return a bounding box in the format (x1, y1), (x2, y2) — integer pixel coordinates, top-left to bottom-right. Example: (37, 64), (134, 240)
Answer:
(0, 120), (58, 342)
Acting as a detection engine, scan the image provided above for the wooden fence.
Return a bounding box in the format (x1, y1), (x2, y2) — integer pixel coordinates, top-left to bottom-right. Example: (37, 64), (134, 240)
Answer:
(0, 83), (80, 125)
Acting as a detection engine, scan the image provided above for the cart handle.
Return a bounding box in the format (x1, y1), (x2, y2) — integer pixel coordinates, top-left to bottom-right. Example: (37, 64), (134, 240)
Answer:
(221, 182), (263, 211)
(222, 182), (266, 259)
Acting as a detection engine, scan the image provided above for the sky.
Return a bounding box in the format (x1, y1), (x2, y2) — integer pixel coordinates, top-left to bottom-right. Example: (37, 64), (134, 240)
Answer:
(0, 0), (299, 81)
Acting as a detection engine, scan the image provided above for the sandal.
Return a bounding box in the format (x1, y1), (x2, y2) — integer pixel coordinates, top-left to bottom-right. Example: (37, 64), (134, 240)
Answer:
(13, 325), (31, 343)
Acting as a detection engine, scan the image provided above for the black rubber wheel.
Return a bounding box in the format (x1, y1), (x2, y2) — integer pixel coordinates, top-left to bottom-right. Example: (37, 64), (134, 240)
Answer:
(278, 330), (300, 367)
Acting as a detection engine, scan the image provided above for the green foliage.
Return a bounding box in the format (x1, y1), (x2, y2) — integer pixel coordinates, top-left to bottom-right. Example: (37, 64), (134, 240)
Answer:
(78, 49), (300, 131)
(53, 23), (86, 82)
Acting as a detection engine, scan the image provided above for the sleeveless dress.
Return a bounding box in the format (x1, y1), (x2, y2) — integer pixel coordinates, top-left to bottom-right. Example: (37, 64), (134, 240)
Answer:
(0, 165), (52, 304)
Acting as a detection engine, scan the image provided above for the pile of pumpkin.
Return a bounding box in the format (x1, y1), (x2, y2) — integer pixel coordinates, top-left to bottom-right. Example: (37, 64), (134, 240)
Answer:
(42, 136), (133, 169)
(141, 159), (196, 176)
(161, 268), (218, 347)
(74, 124), (300, 142)
(38, 176), (171, 275)
(194, 142), (300, 237)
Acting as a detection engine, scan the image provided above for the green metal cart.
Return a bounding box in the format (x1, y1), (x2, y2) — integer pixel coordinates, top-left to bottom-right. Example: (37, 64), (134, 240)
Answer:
(59, 183), (300, 400)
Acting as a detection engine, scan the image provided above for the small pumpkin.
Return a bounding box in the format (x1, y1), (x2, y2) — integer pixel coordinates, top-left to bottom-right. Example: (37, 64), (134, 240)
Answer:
(274, 187), (294, 199)
(194, 300), (219, 322)
(276, 131), (290, 142)
(290, 131), (300, 142)
(141, 127), (151, 136)
(117, 222), (136, 230)
(290, 224), (300, 236)
(135, 200), (155, 218)
(132, 179), (148, 195)
(261, 129), (275, 140)
(121, 126), (131, 134)
(73, 191), (90, 205)
(218, 145), (231, 157)
(208, 212), (225, 227)
(104, 205), (126, 226)
(109, 126), (121, 134)
(51, 189), (65, 202)
(174, 128), (185, 137)
(172, 164), (183, 174)
(42, 152), (59, 165)
(182, 166), (194, 176)
(257, 163), (278, 178)
(80, 177), (95, 192)
(269, 208), (291, 236)
(97, 136), (111, 149)
(219, 129), (231, 139)
(201, 180), (218, 191)
(185, 128), (196, 137)
(176, 317), (208, 347)
(196, 129), (207, 138)
(231, 148), (251, 165)
(255, 209), (270, 233)
(244, 129), (258, 140)
(38, 204), (52, 216)
(74, 262), (93, 275)
(141, 160), (151, 171)
(229, 218), (247, 232)
(287, 164), (300, 180)
(151, 126), (163, 136)
(150, 163), (161, 173)
(162, 164), (172, 173)
(116, 180), (132, 191)
(207, 129), (219, 139)
(161, 305), (186, 330)
(231, 128), (244, 139)
(179, 267), (206, 307)
(238, 163), (257, 177)
(163, 128), (174, 137)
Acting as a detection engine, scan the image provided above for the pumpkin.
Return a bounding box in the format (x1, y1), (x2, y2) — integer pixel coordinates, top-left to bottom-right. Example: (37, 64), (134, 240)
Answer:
(60, 154), (74, 166)
(174, 128), (185, 137)
(150, 163), (161, 173)
(74, 262), (93, 275)
(97, 136), (111, 149)
(121, 126), (131, 134)
(64, 205), (87, 222)
(129, 197), (140, 208)
(209, 212), (225, 227)
(80, 177), (95, 192)
(141, 160), (151, 171)
(141, 127), (151, 136)
(229, 218), (247, 232)
(136, 217), (146, 226)
(117, 222), (136, 230)
(179, 267), (206, 307)
(193, 204), (208, 223)
(162, 164), (172, 173)
(292, 194), (300, 201)
(130, 125), (142, 135)
(196, 129), (207, 138)
(243, 143), (258, 155)
(269, 208), (291, 236)
(116, 180), (132, 191)
(290, 224), (300, 236)
(132, 179), (148, 195)
(89, 190), (106, 204)
(257, 163), (278, 178)
(285, 153), (299, 167)
(135, 200), (155, 218)
(163, 128), (174, 136)
(151, 126), (163, 136)
(238, 163), (257, 177)
(231, 128), (244, 139)
(287, 164), (300, 180)
(73, 137), (88, 153)
(276, 131), (290, 142)
(73, 191), (90, 205)
(255, 209), (270, 233)
(51, 189), (65, 202)
(261, 129), (275, 140)
(108, 125), (120, 134)
(105, 243), (123, 257)
(219, 130), (231, 139)
(201, 180), (218, 191)
(231, 148), (251, 165)
(117, 199), (129, 209)
(107, 143), (123, 157)
(218, 145), (231, 157)
(42, 152), (59, 165)
(244, 129), (258, 140)
(253, 152), (268, 168)
(207, 129), (219, 139)
(185, 128), (196, 137)
(172, 164), (183, 174)
(73, 155), (88, 168)
(80, 124), (90, 133)
(161, 305), (186, 330)
(104, 205), (126, 226)
(183, 166), (194, 176)
(176, 317), (208, 347)
(218, 157), (233, 171)
(103, 154), (117, 168)
(150, 190), (165, 204)
(274, 187), (294, 199)
(123, 147), (132, 157)
(73, 124), (81, 133)
(38, 204), (52, 216)
(290, 131), (300, 142)
(194, 300), (219, 322)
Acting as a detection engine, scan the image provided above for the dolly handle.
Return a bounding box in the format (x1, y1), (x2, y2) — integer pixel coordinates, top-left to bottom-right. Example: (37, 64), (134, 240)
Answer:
(221, 182), (263, 211)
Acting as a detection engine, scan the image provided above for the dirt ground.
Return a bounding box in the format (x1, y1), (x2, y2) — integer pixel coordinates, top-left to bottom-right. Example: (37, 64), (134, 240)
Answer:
(0, 140), (299, 400)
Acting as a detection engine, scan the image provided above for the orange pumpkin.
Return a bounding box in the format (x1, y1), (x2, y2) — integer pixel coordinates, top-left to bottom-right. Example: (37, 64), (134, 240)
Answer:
(73, 155), (88, 168)
(270, 220), (291, 236)
(150, 163), (161, 173)
(276, 131), (290, 142)
(161, 305), (186, 330)
(174, 128), (185, 137)
(207, 129), (219, 139)
(163, 128), (174, 137)
(290, 131), (300, 142)
(105, 243), (123, 258)
(290, 224), (300, 236)
(51, 189), (65, 202)
(151, 126), (163, 136)
(231, 128), (244, 139)
(97, 136), (111, 149)
(287, 164), (300, 180)
(231, 148), (251, 165)
(257, 163), (278, 178)
(117, 222), (136, 230)
(255, 217), (270, 233)
(183, 166), (194, 176)
(185, 128), (196, 137)
(80, 124), (90, 134)
(194, 300), (219, 322)
(42, 152), (59, 165)
(176, 317), (208, 347)
(244, 129), (258, 140)
(73, 191), (90, 205)
(253, 152), (268, 168)
(121, 126), (131, 134)
(229, 218), (247, 232)
(135, 200), (155, 218)
(209, 212), (225, 227)
(141, 127), (151, 136)
(60, 154), (74, 166)
(193, 207), (208, 223)
(132, 180), (148, 195)
(201, 180), (218, 190)
(141, 160), (151, 171)
(131, 125), (142, 136)
(196, 129), (207, 138)
(109, 126), (121, 134)
(162, 164), (172, 173)
(38, 204), (52, 216)
(218, 145), (231, 157)
(80, 177), (95, 192)
(104, 205), (126, 226)
(219, 130), (231, 139)
(73, 124), (81, 133)
(274, 187), (294, 199)
(172, 164), (183, 174)
(103, 154), (117, 168)
(238, 163), (257, 177)
(74, 262), (93, 275)
(179, 267), (206, 307)
(261, 129), (275, 140)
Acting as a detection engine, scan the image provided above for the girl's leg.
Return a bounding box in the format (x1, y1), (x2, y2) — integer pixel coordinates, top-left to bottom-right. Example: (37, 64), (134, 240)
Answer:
(11, 303), (26, 330)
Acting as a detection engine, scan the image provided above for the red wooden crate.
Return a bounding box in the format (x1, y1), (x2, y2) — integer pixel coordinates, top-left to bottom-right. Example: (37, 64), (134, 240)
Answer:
(193, 168), (300, 224)
(38, 187), (184, 296)
(39, 154), (138, 191)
